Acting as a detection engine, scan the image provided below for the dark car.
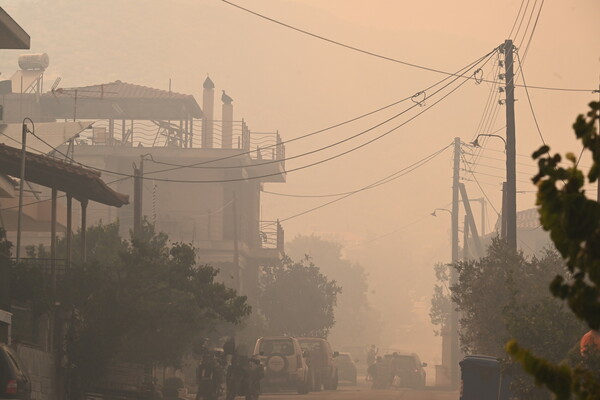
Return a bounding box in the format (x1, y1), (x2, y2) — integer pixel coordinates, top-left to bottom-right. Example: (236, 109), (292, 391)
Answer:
(0, 344), (31, 400)
(390, 353), (426, 388)
(335, 352), (357, 385)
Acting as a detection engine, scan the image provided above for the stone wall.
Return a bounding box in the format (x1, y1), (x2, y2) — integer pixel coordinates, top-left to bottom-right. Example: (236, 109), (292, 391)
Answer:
(15, 344), (57, 400)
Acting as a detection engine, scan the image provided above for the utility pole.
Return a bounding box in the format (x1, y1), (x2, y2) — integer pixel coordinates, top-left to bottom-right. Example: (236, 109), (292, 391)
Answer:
(133, 156), (144, 239)
(503, 39), (517, 250)
(449, 136), (460, 387)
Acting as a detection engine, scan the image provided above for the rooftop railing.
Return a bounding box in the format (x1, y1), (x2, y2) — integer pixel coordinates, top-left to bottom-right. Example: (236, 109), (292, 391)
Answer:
(73, 118), (285, 163)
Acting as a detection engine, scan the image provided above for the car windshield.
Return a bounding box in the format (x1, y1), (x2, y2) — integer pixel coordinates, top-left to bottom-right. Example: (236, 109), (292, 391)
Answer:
(299, 340), (322, 353)
(259, 340), (295, 356)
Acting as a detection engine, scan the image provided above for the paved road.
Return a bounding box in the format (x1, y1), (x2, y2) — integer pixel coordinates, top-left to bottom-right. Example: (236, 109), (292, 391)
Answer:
(260, 381), (458, 400)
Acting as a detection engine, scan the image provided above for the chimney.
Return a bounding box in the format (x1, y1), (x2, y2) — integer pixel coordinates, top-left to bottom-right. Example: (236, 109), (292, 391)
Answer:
(221, 90), (233, 149)
(202, 76), (215, 148)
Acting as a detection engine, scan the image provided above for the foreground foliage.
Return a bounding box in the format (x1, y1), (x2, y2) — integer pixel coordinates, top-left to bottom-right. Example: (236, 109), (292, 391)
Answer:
(506, 102), (600, 399)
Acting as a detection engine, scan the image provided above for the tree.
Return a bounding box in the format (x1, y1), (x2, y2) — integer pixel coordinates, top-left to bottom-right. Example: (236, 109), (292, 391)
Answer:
(448, 238), (586, 398)
(285, 235), (381, 346)
(258, 255), (341, 337)
(429, 263), (451, 336)
(506, 102), (600, 398)
(17, 220), (250, 395)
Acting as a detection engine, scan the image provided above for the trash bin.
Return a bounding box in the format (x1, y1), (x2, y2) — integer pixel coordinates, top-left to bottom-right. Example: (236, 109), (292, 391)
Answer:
(459, 355), (510, 400)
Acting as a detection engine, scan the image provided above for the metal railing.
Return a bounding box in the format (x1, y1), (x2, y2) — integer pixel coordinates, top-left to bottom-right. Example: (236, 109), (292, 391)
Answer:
(259, 220), (284, 251)
(73, 118), (285, 163)
(11, 257), (67, 275)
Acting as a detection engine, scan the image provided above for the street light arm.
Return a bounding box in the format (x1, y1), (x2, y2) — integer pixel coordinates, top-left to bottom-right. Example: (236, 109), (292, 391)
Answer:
(471, 133), (507, 148)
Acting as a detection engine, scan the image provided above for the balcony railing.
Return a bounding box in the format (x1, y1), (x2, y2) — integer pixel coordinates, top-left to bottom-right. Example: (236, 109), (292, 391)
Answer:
(11, 257), (67, 275)
(73, 118), (285, 164)
(259, 220), (284, 251)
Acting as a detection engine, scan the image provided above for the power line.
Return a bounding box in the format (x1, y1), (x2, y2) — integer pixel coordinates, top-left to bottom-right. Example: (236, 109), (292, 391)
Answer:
(508, 0), (527, 39)
(221, 0), (595, 93)
(515, 50), (547, 147)
(265, 142), (451, 199)
(140, 50), (497, 173)
(35, 51), (490, 184)
(28, 50), (493, 180)
(460, 152), (500, 215)
(278, 143), (452, 223)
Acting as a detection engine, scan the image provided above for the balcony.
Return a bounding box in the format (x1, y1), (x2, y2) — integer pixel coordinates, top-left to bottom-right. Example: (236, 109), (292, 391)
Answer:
(74, 119), (285, 164)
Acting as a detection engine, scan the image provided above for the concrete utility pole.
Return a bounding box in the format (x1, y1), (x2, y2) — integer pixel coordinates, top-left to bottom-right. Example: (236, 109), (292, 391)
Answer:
(503, 39), (517, 250)
(449, 137), (461, 387)
(133, 157), (144, 239)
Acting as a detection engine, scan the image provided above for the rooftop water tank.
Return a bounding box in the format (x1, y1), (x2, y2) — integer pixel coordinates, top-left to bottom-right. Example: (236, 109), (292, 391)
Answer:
(18, 53), (49, 70)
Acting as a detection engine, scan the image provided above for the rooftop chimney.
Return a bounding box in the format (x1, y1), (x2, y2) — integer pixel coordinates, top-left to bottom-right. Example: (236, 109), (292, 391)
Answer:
(202, 76), (215, 148)
(221, 90), (233, 149)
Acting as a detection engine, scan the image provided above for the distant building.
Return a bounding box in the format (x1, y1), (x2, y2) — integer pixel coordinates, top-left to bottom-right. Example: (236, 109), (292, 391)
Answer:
(0, 57), (286, 301)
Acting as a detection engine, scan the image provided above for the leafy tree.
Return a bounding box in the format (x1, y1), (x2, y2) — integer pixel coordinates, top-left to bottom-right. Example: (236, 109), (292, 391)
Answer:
(429, 262), (451, 336)
(506, 102), (600, 398)
(258, 255), (341, 337)
(16, 220), (250, 396)
(285, 235), (381, 346)
(449, 238), (586, 398)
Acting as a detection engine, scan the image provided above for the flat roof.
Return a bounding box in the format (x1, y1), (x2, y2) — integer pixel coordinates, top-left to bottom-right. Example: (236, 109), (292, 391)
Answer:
(0, 7), (30, 49)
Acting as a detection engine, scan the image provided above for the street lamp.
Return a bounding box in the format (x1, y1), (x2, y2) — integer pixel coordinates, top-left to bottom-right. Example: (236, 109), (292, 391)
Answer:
(16, 118), (34, 262)
(430, 208), (452, 217)
(470, 133), (506, 149)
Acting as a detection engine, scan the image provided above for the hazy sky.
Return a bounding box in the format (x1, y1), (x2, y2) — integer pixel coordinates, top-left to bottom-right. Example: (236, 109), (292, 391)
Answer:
(2, 0), (599, 363)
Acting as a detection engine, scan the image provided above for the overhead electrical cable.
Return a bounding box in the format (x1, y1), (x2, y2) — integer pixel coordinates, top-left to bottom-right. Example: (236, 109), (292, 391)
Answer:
(142, 50), (497, 173)
(277, 143), (452, 223)
(460, 153), (500, 215)
(508, 0), (527, 39)
(220, 0), (594, 93)
(29, 50), (494, 178)
(32, 50), (492, 184)
(264, 142), (451, 199)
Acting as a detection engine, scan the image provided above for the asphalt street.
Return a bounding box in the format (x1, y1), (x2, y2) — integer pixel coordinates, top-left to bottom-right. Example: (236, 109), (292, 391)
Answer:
(260, 380), (458, 400)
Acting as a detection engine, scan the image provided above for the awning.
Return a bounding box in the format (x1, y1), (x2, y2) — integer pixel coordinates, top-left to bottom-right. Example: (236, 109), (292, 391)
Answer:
(0, 8), (30, 49)
(0, 143), (129, 207)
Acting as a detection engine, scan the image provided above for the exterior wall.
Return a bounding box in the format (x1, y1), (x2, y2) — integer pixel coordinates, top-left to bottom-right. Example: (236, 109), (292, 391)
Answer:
(15, 344), (57, 400)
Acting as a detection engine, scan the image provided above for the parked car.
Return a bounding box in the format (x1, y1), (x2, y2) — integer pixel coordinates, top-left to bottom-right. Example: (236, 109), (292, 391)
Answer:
(335, 352), (357, 385)
(0, 344), (31, 400)
(253, 336), (309, 394)
(390, 353), (426, 388)
(296, 337), (338, 391)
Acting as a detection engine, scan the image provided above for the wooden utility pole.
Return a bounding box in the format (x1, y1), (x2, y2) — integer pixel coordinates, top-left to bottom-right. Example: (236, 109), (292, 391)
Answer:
(503, 39), (517, 250)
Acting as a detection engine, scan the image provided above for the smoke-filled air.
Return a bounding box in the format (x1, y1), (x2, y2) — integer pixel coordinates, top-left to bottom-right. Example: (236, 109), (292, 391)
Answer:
(0, 1), (599, 400)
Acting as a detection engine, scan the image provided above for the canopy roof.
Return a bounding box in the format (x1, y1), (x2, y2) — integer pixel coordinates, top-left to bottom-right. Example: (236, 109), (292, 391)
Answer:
(0, 8), (30, 49)
(41, 80), (202, 120)
(0, 143), (129, 207)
